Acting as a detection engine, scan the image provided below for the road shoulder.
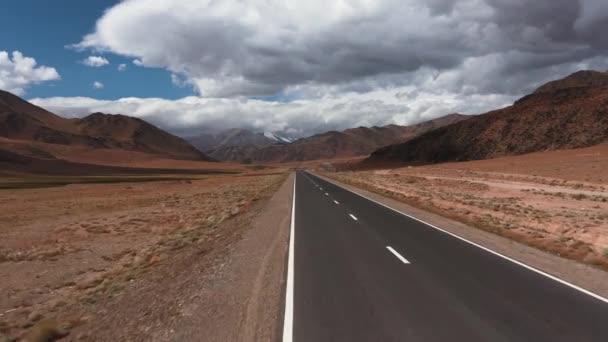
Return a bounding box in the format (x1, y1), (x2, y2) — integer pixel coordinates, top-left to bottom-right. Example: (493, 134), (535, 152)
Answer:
(171, 172), (293, 342)
(54, 174), (293, 342)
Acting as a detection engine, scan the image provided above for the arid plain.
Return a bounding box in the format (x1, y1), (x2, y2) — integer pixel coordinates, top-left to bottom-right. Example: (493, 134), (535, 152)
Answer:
(0, 170), (287, 340)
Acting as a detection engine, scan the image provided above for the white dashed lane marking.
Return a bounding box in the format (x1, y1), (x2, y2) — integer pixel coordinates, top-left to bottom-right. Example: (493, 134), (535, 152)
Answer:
(387, 246), (411, 264)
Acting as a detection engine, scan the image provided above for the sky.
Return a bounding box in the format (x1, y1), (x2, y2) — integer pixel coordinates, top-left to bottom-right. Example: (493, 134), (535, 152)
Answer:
(1, 0), (608, 137)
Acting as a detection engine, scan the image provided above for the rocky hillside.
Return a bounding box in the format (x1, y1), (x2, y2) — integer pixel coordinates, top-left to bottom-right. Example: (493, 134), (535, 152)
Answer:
(367, 70), (608, 165)
(206, 144), (266, 164)
(0, 90), (210, 161)
(533, 70), (608, 94)
(187, 128), (275, 152)
(214, 114), (469, 163)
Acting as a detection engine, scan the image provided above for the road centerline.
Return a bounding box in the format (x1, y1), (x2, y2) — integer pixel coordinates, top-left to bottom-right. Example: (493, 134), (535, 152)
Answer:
(349, 214), (358, 221)
(387, 246), (411, 264)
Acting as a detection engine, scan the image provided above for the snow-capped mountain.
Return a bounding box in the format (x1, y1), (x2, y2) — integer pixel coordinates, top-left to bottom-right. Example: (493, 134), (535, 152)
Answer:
(264, 132), (296, 144)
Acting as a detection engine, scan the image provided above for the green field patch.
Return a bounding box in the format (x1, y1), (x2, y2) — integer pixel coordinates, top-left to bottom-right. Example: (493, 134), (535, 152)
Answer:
(0, 175), (208, 190)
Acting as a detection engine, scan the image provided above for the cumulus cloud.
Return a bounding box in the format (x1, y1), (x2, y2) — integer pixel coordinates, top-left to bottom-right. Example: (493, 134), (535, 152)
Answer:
(92, 81), (104, 89)
(170, 73), (192, 89)
(33, 0), (607, 136)
(74, 0), (608, 98)
(118, 63), (127, 71)
(0, 51), (60, 95)
(82, 56), (110, 67)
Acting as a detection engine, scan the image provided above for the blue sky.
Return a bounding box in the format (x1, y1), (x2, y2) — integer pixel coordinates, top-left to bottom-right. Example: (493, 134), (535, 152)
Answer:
(0, 0), (194, 100)
(2, 1), (607, 137)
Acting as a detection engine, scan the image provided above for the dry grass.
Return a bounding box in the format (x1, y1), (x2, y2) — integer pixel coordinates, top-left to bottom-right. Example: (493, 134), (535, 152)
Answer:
(0, 172), (287, 340)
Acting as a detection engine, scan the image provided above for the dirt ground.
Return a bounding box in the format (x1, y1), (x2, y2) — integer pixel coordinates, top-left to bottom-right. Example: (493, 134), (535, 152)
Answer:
(435, 144), (608, 184)
(0, 172), (287, 341)
(321, 145), (608, 271)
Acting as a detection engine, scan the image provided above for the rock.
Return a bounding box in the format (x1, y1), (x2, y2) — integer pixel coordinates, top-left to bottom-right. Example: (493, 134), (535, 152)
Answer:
(148, 254), (162, 265)
(77, 315), (92, 325)
(20, 321), (34, 329)
(76, 274), (104, 290)
(75, 332), (90, 341)
(27, 311), (43, 322)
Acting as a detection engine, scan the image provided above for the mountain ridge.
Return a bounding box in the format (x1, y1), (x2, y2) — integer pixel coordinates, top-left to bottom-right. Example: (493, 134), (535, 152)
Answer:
(211, 113), (470, 163)
(0, 90), (211, 162)
(366, 70), (608, 165)
(187, 128), (276, 153)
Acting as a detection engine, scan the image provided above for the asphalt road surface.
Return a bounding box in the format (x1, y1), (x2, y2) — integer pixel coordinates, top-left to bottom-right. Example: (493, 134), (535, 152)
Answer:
(282, 170), (608, 342)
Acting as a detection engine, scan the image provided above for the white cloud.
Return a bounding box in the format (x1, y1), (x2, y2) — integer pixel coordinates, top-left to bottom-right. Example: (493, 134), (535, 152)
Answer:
(82, 56), (109, 67)
(0, 51), (60, 95)
(92, 81), (104, 89)
(53, 1), (608, 136)
(170, 73), (190, 88)
(30, 88), (514, 137)
(73, 0), (608, 98)
(118, 63), (127, 71)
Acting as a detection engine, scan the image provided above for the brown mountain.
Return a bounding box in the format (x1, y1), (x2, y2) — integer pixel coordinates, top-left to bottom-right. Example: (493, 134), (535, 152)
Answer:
(187, 128), (275, 152)
(219, 113), (469, 163)
(533, 70), (608, 94)
(207, 144), (267, 163)
(366, 70), (608, 165)
(77, 113), (211, 160)
(0, 90), (210, 162)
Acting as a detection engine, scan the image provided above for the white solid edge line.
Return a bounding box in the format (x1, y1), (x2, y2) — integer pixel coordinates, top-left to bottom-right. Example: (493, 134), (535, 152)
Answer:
(349, 214), (358, 221)
(282, 174), (296, 342)
(311, 172), (608, 305)
(387, 246), (411, 264)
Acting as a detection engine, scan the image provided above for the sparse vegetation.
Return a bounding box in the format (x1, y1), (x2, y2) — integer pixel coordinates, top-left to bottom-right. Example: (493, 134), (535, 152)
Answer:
(572, 193), (588, 201)
(0, 172), (287, 340)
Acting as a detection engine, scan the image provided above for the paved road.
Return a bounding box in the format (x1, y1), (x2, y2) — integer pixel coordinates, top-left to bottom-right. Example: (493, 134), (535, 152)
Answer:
(283, 170), (608, 342)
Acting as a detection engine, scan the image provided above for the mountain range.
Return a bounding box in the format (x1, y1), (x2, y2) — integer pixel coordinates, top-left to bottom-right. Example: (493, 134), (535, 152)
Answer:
(187, 128), (276, 153)
(0, 89), (211, 169)
(186, 129), (298, 161)
(367, 70), (608, 165)
(2, 69), (607, 173)
(216, 113), (470, 163)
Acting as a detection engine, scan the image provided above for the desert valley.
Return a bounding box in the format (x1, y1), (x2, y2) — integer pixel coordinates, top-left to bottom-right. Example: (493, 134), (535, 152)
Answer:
(6, 0), (608, 340)
(1, 69), (608, 340)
